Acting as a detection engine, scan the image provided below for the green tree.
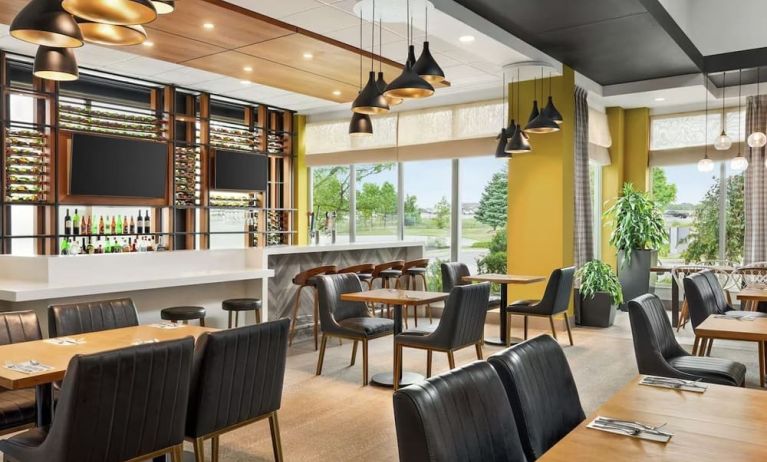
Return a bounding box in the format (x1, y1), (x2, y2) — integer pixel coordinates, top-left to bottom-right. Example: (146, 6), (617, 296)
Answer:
(404, 194), (420, 225)
(682, 174), (744, 262)
(651, 167), (677, 210)
(379, 182), (397, 226)
(433, 196), (450, 229)
(356, 183), (381, 228)
(477, 226), (507, 293)
(475, 170), (508, 230)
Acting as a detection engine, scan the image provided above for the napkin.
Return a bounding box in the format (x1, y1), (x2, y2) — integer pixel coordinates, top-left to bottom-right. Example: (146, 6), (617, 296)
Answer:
(44, 337), (86, 345)
(639, 375), (707, 393)
(4, 361), (54, 374)
(149, 322), (182, 329)
(132, 338), (160, 345)
(587, 416), (672, 443)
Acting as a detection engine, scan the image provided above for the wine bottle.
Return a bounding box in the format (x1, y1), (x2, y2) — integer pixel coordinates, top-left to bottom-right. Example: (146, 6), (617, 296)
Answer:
(144, 210), (151, 234)
(115, 215), (123, 235)
(72, 209), (80, 235)
(64, 209), (72, 236)
(98, 215), (105, 235)
(80, 215), (88, 236)
(105, 216), (111, 235)
(60, 238), (69, 255)
(129, 216), (135, 234)
(123, 216), (128, 235)
(86, 237), (94, 255)
(111, 216), (117, 235)
(122, 238), (131, 253)
(137, 211), (144, 235)
(92, 215), (99, 235)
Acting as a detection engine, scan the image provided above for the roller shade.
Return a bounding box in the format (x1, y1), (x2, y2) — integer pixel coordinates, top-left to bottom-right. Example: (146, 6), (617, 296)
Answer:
(588, 107), (612, 165)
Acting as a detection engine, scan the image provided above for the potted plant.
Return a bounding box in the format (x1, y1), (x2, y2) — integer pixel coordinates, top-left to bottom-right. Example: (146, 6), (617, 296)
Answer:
(575, 260), (623, 327)
(604, 183), (667, 310)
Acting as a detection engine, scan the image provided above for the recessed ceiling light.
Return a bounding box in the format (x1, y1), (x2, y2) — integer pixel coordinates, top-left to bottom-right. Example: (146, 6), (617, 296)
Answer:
(332, 90), (342, 96)
(240, 80), (251, 85)
(654, 97), (666, 102)
(458, 35), (475, 43)
(303, 52), (314, 59)
(243, 66), (253, 72)
(202, 22), (215, 30)
(142, 40), (154, 47)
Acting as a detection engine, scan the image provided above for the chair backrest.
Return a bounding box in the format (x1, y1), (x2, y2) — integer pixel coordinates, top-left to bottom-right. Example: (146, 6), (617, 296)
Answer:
(0, 310), (42, 345)
(488, 335), (585, 461)
(293, 265), (337, 285)
(429, 283), (490, 349)
(39, 338), (194, 462)
(403, 258), (429, 271)
(441, 262), (470, 292)
(372, 260), (404, 277)
(186, 319), (289, 438)
(628, 294), (688, 375)
(683, 271), (727, 329)
(48, 298), (139, 337)
(537, 267), (575, 315)
(393, 361), (528, 462)
(315, 273), (370, 328)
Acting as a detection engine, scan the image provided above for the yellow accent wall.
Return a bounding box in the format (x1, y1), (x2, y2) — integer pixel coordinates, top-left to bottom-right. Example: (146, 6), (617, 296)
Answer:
(506, 66), (575, 302)
(294, 115), (309, 245)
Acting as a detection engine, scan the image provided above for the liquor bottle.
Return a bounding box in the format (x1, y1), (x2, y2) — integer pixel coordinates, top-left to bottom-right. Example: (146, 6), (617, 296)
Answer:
(96, 243), (103, 254)
(60, 238), (70, 255)
(115, 215), (123, 235)
(144, 210), (151, 234)
(105, 216), (111, 235)
(64, 209), (72, 236)
(69, 238), (81, 256)
(72, 209), (80, 235)
(86, 237), (95, 255)
(129, 216), (135, 234)
(111, 216), (116, 235)
(122, 238), (131, 253)
(80, 215), (88, 235)
(98, 215), (105, 235)
(137, 210), (144, 235)
(123, 216), (128, 235)
(130, 238), (137, 253)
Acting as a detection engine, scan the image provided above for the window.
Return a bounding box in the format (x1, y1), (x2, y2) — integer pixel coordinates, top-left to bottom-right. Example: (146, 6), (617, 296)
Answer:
(355, 163), (398, 243)
(311, 166), (351, 244)
(403, 160), (452, 263)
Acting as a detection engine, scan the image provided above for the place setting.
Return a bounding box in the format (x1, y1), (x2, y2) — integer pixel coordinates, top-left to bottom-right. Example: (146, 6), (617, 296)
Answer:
(587, 416), (673, 443)
(44, 336), (86, 345)
(639, 375), (708, 393)
(4, 360), (54, 375)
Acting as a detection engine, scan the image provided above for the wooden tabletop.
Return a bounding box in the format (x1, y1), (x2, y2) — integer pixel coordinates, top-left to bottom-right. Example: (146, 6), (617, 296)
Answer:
(539, 375), (767, 461)
(340, 289), (448, 306)
(694, 315), (767, 342)
(737, 286), (767, 302)
(0, 325), (214, 390)
(462, 274), (545, 284)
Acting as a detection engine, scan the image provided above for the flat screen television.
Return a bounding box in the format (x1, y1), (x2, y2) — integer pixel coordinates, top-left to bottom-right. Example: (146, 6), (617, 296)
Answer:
(69, 133), (168, 199)
(213, 150), (268, 192)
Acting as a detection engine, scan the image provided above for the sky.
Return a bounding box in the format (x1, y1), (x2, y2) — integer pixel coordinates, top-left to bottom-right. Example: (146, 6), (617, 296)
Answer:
(661, 162), (743, 205)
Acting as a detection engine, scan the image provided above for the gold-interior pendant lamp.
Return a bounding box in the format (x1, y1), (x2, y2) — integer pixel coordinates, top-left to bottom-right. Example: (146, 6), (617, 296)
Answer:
(350, 11), (373, 137)
(151, 0), (175, 14)
(33, 45), (79, 81)
(376, 19), (402, 106)
(525, 68), (560, 134)
(62, 0), (157, 25)
(76, 18), (147, 46)
(10, 0), (83, 48)
(384, 0), (434, 100)
(506, 68), (532, 153)
(541, 72), (563, 124)
(495, 72), (511, 158)
(352, 0), (389, 115)
(412, 4), (445, 85)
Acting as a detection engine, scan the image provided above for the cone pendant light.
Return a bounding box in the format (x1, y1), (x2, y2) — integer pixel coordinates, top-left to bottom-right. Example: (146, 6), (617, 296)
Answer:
(376, 20), (402, 106)
(10, 0), (83, 48)
(541, 72), (563, 124)
(413, 5), (445, 84)
(77, 19), (147, 46)
(33, 45), (79, 81)
(506, 70), (531, 153)
(525, 69), (560, 134)
(62, 0), (157, 25)
(495, 73), (511, 158)
(352, 0), (388, 115)
(384, 0), (434, 100)
(350, 9), (372, 136)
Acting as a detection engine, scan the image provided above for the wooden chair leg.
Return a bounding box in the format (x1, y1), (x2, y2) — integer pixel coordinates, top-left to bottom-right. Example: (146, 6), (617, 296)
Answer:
(475, 342), (483, 360)
(447, 351), (455, 369)
(316, 334), (328, 375)
(549, 316), (559, 340)
(269, 412), (285, 462)
(313, 287), (320, 351)
(362, 339), (369, 386)
(692, 336), (700, 356)
(759, 341), (765, 388)
(255, 309), (261, 324)
(211, 436), (220, 462)
(564, 313), (574, 346)
(413, 304), (418, 327)
(350, 340), (358, 366)
(199, 317), (206, 327)
(403, 304), (409, 329)
(677, 299), (689, 332)
(170, 444), (183, 462)
(193, 438), (205, 462)
(288, 285), (305, 346)
(706, 338), (713, 356)
(506, 313), (512, 347)
(228, 310), (233, 329)
(426, 349), (432, 378)
(523, 315), (528, 340)
(697, 338), (707, 356)
(393, 343), (402, 391)
(234, 311), (239, 328)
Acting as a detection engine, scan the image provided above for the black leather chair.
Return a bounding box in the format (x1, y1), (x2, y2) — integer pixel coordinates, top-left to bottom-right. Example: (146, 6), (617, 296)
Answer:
(488, 335), (585, 461)
(393, 283), (490, 390)
(441, 262), (501, 307)
(0, 338), (194, 462)
(186, 318), (289, 462)
(393, 361), (528, 462)
(0, 311), (41, 437)
(505, 267), (575, 346)
(48, 298), (139, 337)
(315, 273), (394, 385)
(628, 293), (746, 387)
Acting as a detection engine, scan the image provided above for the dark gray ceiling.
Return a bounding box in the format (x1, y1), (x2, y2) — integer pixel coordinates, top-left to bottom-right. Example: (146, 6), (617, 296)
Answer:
(454, 0), (703, 85)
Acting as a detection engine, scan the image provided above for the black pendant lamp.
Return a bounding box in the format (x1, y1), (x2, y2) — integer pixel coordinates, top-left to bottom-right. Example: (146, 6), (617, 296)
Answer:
(495, 73), (511, 158)
(375, 19), (402, 107)
(525, 70), (560, 134)
(10, 0), (83, 48)
(384, 0), (434, 100)
(62, 0), (157, 25)
(76, 18), (147, 46)
(541, 72), (563, 125)
(506, 71), (531, 153)
(33, 46), (79, 81)
(349, 112), (373, 137)
(352, 0), (388, 115)
(151, 0), (175, 14)
(413, 5), (444, 85)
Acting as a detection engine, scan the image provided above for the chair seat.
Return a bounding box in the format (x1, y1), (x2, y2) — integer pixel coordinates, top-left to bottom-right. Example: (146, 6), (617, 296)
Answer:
(506, 300), (542, 314)
(222, 298), (262, 312)
(0, 389), (36, 433)
(405, 267), (427, 276)
(357, 273), (373, 281)
(160, 306), (206, 322)
(401, 324), (438, 335)
(668, 355), (746, 386)
(379, 269), (402, 278)
(488, 294), (502, 307)
(338, 317), (394, 337)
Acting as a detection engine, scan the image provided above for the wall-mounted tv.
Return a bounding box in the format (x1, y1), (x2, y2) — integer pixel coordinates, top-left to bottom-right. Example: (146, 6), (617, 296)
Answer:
(69, 133), (168, 198)
(213, 150), (268, 192)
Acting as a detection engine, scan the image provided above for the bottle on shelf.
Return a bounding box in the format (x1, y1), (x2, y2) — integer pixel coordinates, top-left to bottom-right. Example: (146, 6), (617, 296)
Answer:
(122, 238), (131, 253)
(98, 215), (105, 235)
(96, 243), (103, 254)
(111, 216), (117, 235)
(64, 209), (72, 236)
(69, 238), (81, 256)
(122, 216), (128, 235)
(129, 216), (135, 234)
(72, 209), (80, 235)
(115, 215), (123, 235)
(137, 210), (144, 235)
(86, 237), (94, 255)
(60, 238), (70, 255)
(80, 215), (88, 236)
(105, 216), (111, 235)
(144, 210), (151, 234)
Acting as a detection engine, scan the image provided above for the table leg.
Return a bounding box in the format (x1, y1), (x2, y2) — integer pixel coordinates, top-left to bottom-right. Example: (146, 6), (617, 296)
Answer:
(697, 338), (708, 356)
(485, 284), (523, 346)
(671, 277), (679, 328)
(371, 303), (425, 388)
(35, 383), (53, 427)
(759, 341), (766, 388)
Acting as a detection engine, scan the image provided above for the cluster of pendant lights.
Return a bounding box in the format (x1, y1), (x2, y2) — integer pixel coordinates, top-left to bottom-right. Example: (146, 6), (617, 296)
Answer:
(698, 68), (767, 173)
(495, 68), (563, 157)
(10, 0), (175, 81)
(350, 0), (446, 136)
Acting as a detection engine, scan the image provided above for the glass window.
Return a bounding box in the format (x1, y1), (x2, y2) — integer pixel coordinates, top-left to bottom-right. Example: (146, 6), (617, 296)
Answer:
(355, 163), (398, 243)
(311, 166), (351, 244)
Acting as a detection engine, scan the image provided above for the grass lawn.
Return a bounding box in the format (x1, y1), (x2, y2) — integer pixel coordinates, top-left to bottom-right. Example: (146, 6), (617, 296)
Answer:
(355, 217), (496, 245)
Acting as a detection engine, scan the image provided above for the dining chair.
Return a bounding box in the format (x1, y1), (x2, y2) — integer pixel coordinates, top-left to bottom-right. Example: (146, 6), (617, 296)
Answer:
(393, 361), (528, 462)
(0, 311), (42, 437)
(48, 297), (139, 337)
(369, 260), (405, 318)
(288, 265), (337, 350)
(505, 267), (575, 346)
(393, 282), (490, 390)
(731, 262), (767, 312)
(314, 273), (395, 385)
(440, 261), (502, 308)
(402, 258), (431, 327)
(670, 265), (707, 331)
(488, 335), (585, 461)
(0, 338), (194, 462)
(186, 319), (289, 462)
(628, 293), (746, 387)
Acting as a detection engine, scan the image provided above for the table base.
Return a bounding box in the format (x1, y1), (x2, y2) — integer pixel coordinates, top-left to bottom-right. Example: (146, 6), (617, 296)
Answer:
(484, 336), (524, 346)
(371, 371), (424, 388)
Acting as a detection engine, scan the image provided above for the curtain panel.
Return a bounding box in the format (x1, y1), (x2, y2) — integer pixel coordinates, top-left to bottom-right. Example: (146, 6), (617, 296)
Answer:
(574, 86), (594, 267)
(745, 95), (767, 263)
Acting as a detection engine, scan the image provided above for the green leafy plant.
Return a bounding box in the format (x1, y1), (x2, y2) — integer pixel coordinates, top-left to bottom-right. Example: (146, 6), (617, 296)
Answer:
(604, 183), (667, 257)
(576, 260), (623, 305)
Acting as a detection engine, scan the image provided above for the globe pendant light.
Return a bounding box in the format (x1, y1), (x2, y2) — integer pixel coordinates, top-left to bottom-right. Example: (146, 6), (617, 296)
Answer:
(748, 66), (767, 148)
(506, 70), (532, 153)
(375, 20), (402, 106)
(352, 0), (388, 115)
(698, 73), (714, 173)
(412, 5), (444, 85)
(525, 69), (560, 134)
(349, 112), (373, 137)
(10, 0), (84, 48)
(77, 19), (147, 46)
(62, 0), (157, 25)
(33, 45), (79, 81)
(731, 69), (749, 171)
(714, 70), (733, 150)
(151, 0), (175, 14)
(540, 72), (563, 124)
(384, 1), (434, 100)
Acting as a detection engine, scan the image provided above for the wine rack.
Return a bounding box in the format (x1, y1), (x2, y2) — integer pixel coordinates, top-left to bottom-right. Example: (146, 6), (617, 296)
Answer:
(210, 122), (260, 152)
(265, 210), (283, 246)
(267, 133), (285, 154)
(4, 127), (49, 203)
(174, 146), (200, 207)
(209, 192), (261, 208)
(58, 100), (165, 140)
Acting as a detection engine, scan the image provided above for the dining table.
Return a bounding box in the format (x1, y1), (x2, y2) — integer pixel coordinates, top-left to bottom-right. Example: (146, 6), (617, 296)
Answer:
(461, 273), (546, 345)
(737, 285), (767, 311)
(340, 288), (449, 388)
(538, 375), (767, 461)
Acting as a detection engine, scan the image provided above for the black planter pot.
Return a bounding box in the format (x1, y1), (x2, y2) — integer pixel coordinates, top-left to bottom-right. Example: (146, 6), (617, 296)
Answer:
(617, 249), (657, 311)
(577, 291), (617, 328)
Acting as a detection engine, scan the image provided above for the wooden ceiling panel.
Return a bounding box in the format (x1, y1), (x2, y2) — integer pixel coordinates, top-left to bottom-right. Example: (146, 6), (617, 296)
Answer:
(126, 28), (226, 62)
(184, 50), (359, 103)
(0, 0), (26, 24)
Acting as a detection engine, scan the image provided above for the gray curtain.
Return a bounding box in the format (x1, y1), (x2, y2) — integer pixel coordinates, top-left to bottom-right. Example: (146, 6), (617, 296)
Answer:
(574, 86), (593, 267)
(745, 95), (767, 263)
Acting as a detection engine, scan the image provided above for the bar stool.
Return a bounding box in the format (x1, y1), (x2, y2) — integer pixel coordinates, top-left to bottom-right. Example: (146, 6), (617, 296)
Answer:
(222, 298), (262, 328)
(402, 258), (432, 327)
(289, 265), (337, 350)
(160, 306), (206, 326)
(370, 261), (405, 318)
(338, 264), (375, 289)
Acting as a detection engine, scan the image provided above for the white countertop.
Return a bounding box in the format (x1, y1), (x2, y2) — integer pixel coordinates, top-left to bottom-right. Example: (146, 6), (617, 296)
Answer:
(264, 241), (424, 256)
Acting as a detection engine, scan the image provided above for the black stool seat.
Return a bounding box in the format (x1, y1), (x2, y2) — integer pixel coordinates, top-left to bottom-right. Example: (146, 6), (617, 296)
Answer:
(405, 267), (427, 275)
(222, 298), (262, 312)
(161, 306), (206, 321)
(380, 269), (402, 278)
(357, 273), (373, 281)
